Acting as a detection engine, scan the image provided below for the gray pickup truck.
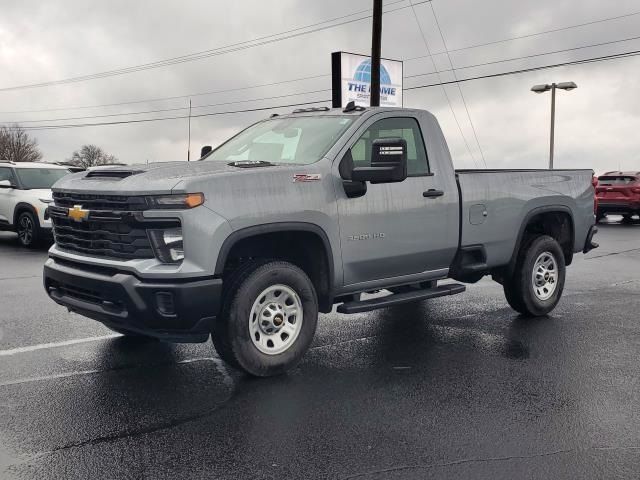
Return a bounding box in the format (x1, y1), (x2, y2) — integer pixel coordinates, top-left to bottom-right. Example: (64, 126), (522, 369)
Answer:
(43, 105), (598, 376)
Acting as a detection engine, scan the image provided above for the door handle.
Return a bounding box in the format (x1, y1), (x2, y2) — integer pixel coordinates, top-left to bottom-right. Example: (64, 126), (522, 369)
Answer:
(423, 189), (444, 198)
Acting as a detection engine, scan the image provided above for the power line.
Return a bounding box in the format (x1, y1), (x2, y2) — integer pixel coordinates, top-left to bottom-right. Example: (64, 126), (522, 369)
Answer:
(404, 34), (640, 79)
(3, 89), (331, 124)
(6, 33), (640, 121)
(4, 49), (640, 132)
(6, 9), (639, 115)
(0, 74), (331, 114)
(9, 31), (636, 124)
(427, 1), (487, 168)
(7, 100), (334, 131)
(404, 8), (640, 61)
(404, 49), (640, 91)
(0, 0), (426, 93)
(408, 0), (480, 168)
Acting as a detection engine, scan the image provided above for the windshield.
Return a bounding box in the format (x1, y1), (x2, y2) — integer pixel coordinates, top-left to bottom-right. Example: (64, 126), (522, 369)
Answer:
(205, 116), (353, 165)
(15, 168), (70, 189)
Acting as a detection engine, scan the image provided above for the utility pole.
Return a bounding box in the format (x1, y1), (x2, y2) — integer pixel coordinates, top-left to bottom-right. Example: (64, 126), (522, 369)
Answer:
(187, 99), (192, 162)
(549, 84), (556, 170)
(370, 0), (383, 107)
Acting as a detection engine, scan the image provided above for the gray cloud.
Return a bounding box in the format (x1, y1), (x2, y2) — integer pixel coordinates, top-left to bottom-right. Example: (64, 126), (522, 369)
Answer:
(1, 0), (639, 173)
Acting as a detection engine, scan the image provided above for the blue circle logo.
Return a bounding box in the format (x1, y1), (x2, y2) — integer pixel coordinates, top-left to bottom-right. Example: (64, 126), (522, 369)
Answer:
(353, 59), (392, 85)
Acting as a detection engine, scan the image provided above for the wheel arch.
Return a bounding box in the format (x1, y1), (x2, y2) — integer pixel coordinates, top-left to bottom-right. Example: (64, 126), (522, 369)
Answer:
(13, 202), (39, 227)
(508, 206), (575, 272)
(215, 223), (335, 313)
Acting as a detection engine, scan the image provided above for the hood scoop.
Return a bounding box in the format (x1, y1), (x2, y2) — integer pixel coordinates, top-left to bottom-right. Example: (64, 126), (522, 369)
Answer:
(84, 169), (144, 180)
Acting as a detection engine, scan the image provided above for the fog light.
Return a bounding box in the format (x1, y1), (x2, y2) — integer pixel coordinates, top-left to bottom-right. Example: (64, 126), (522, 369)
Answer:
(148, 228), (184, 264)
(156, 292), (175, 316)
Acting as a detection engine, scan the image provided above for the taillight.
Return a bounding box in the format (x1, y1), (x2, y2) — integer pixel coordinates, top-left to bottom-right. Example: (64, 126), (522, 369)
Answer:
(592, 175), (598, 215)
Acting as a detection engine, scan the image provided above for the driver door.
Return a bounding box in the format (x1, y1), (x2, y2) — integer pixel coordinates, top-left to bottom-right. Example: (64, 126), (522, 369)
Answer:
(335, 115), (458, 288)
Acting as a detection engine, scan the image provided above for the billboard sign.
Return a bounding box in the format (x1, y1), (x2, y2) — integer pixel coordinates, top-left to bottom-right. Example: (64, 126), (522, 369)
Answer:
(331, 51), (403, 108)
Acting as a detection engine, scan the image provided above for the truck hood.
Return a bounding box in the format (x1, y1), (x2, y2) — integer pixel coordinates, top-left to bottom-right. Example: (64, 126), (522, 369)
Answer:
(51, 161), (284, 195)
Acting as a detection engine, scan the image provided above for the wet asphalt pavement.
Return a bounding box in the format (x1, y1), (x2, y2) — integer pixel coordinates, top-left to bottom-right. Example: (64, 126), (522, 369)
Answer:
(0, 220), (639, 479)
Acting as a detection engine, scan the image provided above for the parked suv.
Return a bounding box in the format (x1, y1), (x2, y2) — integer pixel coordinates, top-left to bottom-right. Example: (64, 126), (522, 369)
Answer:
(0, 161), (70, 247)
(596, 171), (640, 222)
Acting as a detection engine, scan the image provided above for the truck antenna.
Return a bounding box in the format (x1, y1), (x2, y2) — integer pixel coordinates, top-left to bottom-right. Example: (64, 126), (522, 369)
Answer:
(187, 99), (192, 162)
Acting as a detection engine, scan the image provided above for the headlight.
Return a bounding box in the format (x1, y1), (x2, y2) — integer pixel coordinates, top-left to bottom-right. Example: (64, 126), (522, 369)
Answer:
(148, 228), (184, 264)
(146, 193), (204, 209)
(39, 198), (53, 204)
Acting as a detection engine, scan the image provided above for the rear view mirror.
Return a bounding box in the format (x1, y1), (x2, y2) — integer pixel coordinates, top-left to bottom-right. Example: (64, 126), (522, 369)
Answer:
(0, 180), (14, 189)
(351, 138), (408, 184)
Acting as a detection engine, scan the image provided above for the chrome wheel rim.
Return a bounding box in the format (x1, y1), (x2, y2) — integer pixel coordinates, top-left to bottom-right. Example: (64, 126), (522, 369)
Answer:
(18, 215), (33, 245)
(532, 251), (558, 301)
(249, 284), (303, 355)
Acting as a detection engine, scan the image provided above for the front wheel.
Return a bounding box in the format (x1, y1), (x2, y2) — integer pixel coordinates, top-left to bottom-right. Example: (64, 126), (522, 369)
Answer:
(212, 260), (318, 377)
(503, 235), (566, 317)
(17, 211), (41, 248)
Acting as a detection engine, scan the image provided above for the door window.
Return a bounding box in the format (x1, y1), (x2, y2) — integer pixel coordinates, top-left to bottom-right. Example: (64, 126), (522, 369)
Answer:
(0, 167), (16, 185)
(348, 117), (430, 175)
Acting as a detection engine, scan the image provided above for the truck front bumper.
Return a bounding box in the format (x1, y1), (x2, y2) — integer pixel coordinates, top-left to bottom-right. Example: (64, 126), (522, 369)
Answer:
(43, 257), (222, 343)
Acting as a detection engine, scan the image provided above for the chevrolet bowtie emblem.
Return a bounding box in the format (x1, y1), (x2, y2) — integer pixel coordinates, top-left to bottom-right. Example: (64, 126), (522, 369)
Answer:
(68, 205), (89, 222)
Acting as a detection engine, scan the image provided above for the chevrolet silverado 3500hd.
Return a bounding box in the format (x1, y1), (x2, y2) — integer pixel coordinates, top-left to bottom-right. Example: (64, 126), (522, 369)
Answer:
(43, 105), (598, 376)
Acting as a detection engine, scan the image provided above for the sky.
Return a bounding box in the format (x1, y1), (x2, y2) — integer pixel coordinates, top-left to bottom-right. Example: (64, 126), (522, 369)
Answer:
(1, 0), (639, 174)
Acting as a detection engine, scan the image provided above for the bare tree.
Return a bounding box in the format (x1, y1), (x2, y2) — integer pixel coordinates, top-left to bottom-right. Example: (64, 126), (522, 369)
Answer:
(0, 124), (43, 162)
(68, 144), (119, 169)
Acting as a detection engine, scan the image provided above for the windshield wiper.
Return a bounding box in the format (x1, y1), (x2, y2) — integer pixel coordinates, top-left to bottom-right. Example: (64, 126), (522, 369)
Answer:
(227, 160), (276, 168)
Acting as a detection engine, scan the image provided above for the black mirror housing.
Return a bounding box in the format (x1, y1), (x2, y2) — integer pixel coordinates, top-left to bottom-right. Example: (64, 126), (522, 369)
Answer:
(350, 138), (408, 184)
(200, 145), (213, 158)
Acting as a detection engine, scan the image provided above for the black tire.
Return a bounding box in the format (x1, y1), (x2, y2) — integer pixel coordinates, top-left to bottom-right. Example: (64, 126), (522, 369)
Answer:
(503, 235), (566, 317)
(212, 260), (318, 377)
(621, 215), (634, 224)
(16, 211), (41, 248)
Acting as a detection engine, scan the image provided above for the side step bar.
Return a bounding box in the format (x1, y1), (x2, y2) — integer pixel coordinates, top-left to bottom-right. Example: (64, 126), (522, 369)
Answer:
(337, 283), (466, 314)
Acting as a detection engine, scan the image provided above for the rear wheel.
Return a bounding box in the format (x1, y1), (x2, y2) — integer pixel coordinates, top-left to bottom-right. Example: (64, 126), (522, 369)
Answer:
(16, 211), (41, 248)
(212, 260), (318, 377)
(622, 214), (635, 224)
(503, 235), (566, 317)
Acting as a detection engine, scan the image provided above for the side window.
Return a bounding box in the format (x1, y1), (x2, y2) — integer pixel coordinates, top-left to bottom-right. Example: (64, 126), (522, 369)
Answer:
(0, 167), (16, 184)
(348, 117), (430, 175)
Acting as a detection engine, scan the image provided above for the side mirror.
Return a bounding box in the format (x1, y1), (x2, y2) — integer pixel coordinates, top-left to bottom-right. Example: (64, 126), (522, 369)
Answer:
(0, 180), (14, 189)
(200, 145), (212, 158)
(351, 138), (408, 184)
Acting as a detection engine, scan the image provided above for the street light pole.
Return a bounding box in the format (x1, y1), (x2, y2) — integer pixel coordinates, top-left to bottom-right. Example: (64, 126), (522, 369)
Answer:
(531, 81), (577, 170)
(370, 0), (383, 107)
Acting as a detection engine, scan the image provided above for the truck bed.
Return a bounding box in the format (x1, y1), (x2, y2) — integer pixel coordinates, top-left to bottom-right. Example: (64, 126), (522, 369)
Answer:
(455, 169), (595, 268)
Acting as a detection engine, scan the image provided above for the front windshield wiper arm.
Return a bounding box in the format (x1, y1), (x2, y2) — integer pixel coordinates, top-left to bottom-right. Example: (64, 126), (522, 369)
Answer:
(227, 160), (277, 168)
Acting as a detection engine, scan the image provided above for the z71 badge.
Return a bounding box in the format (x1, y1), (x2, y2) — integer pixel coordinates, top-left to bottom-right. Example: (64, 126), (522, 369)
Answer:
(292, 173), (321, 182)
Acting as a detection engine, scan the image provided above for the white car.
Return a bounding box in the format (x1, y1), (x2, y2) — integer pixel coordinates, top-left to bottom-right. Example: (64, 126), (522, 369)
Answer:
(0, 161), (71, 247)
